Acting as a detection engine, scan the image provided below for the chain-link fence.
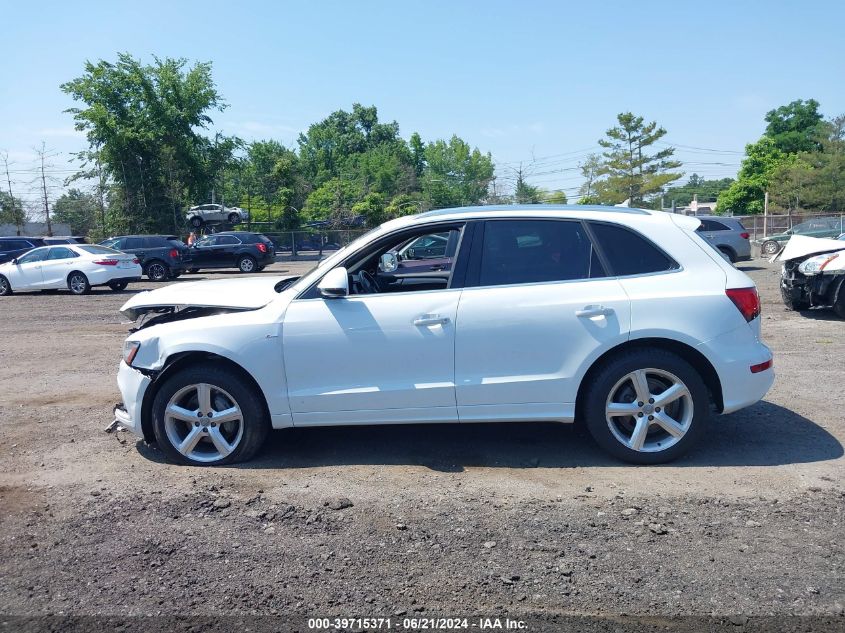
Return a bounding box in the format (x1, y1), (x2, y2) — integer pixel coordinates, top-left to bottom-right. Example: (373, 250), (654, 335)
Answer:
(730, 213), (845, 243)
(256, 228), (370, 258)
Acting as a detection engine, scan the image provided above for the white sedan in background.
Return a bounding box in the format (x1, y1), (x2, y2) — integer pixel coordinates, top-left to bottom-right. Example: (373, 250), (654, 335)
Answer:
(0, 244), (142, 296)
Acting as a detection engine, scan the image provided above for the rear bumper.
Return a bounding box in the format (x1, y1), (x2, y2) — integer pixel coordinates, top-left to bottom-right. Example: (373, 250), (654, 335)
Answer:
(698, 323), (774, 414)
(88, 265), (144, 286)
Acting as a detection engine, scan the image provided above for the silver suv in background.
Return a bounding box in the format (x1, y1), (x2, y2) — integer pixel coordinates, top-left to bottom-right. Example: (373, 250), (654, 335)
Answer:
(186, 204), (250, 228)
(695, 216), (752, 263)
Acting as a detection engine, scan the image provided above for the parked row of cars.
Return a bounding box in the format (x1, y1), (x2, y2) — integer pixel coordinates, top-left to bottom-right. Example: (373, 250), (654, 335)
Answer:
(0, 231), (276, 295)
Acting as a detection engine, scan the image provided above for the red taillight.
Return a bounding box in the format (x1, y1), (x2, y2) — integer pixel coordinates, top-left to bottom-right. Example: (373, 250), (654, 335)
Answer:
(750, 359), (773, 373)
(740, 232), (750, 240)
(256, 243), (267, 253)
(169, 249), (179, 259)
(133, 258), (140, 264)
(726, 287), (761, 322)
(94, 259), (119, 266)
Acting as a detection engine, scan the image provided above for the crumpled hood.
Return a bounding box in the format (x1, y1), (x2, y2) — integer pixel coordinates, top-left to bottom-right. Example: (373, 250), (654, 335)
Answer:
(120, 275), (295, 319)
(773, 235), (845, 262)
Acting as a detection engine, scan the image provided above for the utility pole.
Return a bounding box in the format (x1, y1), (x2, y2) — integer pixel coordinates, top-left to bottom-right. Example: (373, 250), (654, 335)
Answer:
(2, 152), (22, 235)
(763, 191), (769, 237)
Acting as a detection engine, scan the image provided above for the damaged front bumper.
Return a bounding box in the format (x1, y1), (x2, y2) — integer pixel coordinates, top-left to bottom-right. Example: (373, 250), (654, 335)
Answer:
(110, 361), (152, 439)
(781, 261), (845, 309)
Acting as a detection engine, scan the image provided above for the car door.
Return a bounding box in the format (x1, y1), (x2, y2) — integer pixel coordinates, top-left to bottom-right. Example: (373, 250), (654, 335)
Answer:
(40, 246), (80, 288)
(454, 219), (631, 423)
(214, 235), (241, 266)
(281, 223), (469, 426)
(8, 247), (50, 289)
(191, 235), (218, 266)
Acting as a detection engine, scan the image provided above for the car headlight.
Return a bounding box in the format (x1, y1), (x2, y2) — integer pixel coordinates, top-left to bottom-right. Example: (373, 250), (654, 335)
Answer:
(123, 340), (141, 366)
(798, 253), (839, 275)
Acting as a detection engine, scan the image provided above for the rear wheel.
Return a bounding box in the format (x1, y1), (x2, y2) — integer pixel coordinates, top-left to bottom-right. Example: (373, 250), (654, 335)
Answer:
(761, 240), (780, 256)
(108, 281), (129, 291)
(228, 213), (240, 224)
(151, 365), (269, 466)
(583, 349), (709, 464)
(718, 246), (737, 263)
(190, 216), (203, 228)
(0, 275), (12, 296)
(146, 261), (169, 282)
(238, 255), (257, 273)
(67, 272), (90, 295)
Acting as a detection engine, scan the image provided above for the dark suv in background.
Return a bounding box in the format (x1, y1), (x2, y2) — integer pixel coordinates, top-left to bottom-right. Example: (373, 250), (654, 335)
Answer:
(186, 231), (275, 273)
(99, 235), (188, 281)
(0, 237), (47, 264)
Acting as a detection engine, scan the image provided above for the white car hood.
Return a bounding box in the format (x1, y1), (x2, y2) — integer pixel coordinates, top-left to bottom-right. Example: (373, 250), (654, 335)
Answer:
(120, 276), (295, 319)
(773, 235), (845, 262)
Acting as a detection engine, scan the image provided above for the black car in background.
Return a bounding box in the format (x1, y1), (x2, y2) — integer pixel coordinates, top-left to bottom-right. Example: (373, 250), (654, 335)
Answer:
(43, 236), (88, 245)
(0, 237), (47, 264)
(186, 231), (275, 273)
(99, 235), (188, 281)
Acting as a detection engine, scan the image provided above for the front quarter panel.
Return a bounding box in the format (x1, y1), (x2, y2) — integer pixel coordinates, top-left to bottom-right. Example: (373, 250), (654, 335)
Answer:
(130, 304), (292, 428)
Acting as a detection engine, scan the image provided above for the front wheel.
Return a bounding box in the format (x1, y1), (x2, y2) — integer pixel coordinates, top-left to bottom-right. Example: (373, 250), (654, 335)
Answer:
(228, 213), (240, 224)
(108, 281), (128, 291)
(67, 272), (91, 295)
(583, 349), (709, 464)
(780, 284), (809, 311)
(761, 240), (780, 256)
(151, 365), (269, 466)
(0, 275), (12, 296)
(238, 255), (257, 273)
(190, 216), (203, 228)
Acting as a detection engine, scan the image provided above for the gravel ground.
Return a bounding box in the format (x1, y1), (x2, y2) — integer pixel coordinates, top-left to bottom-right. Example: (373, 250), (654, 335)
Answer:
(0, 258), (843, 630)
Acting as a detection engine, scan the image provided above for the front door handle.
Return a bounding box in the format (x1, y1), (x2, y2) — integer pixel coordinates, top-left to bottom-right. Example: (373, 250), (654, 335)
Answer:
(576, 305), (613, 318)
(413, 314), (450, 327)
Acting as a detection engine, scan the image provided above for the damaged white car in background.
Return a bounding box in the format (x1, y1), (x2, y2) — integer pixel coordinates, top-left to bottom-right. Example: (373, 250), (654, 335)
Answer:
(777, 234), (845, 317)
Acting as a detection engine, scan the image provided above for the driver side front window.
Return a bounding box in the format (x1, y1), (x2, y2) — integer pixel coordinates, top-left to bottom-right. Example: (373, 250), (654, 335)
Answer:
(345, 227), (463, 296)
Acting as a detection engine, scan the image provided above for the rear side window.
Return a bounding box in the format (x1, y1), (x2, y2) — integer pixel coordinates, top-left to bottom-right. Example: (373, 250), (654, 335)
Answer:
(698, 219), (730, 232)
(479, 220), (605, 287)
(1, 239), (30, 250)
(124, 237), (144, 249)
(143, 237), (165, 248)
(589, 222), (677, 276)
(217, 235), (241, 245)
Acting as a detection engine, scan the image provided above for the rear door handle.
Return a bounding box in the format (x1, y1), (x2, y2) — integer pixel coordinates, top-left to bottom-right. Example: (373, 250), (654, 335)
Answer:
(413, 314), (450, 327)
(576, 305), (613, 318)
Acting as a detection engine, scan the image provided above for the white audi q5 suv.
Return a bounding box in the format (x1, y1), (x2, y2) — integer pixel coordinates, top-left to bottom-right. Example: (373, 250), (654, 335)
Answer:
(114, 205), (774, 465)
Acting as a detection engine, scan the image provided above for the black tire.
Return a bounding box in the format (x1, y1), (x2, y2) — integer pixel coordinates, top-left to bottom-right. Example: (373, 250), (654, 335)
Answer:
(780, 284), (809, 311)
(228, 213), (240, 224)
(169, 270), (182, 279)
(238, 255), (257, 273)
(146, 260), (170, 282)
(188, 268), (199, 274)
(190, 216), (204, 228)
(151, 364), (269, 466)
(718, 246), (737, 263)
(761, 240), (780, 256)
(583, 349), (710, 464)
(109, 281), (129, 291)
(67, 271), (91, 295)
(0, 275), (12, 296)
(833, 280), (845, 319)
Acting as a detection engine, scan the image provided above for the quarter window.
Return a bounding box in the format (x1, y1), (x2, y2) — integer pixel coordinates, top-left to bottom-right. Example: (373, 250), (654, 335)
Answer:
(589, 222), (677, 276)
(478, 220), (605, 287)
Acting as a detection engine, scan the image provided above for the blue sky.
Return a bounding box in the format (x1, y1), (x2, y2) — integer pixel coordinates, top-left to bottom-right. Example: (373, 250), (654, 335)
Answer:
(1, 0), (843, 204)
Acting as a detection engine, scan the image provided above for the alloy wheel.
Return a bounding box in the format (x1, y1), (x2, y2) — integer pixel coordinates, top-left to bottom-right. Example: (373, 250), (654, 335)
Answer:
(163, 383), (244, 463)
(148, 263), (167, 281)
(69, 274), (88, 294)
(605, 368), (694, 453)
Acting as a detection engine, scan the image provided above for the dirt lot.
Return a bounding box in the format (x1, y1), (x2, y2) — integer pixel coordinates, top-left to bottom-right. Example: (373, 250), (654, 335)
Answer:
(0, 258), (843, 630)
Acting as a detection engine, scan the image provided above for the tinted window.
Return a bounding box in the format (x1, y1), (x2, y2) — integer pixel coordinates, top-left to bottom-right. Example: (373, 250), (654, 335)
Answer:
(217, 235), (240, 245)
(479, 220), (604, 287)
(589, 222), (677, 276)
(698, 219), (729, 232)
(1, 239), (30, 250)
(102, 238), (123, 249)
(17, 247), (49, 264)
(123, 237), (144, 249)
(196, 236), (216, 247)
(47, 247), (77, 260)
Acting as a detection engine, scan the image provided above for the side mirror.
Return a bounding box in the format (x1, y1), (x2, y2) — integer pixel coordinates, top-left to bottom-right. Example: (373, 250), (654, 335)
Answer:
(11, 258), (17, 265)
(379, 252), (398, 273)
(318, 266), (349, 298)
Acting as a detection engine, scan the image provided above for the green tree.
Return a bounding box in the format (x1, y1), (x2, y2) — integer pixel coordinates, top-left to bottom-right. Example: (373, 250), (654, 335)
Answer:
(302, 177), (361, 225)
(764, 99), (825, 155)
(577, 153), (602, 200)
(542, 190), (568, 204)
(594, 113), (682, 206)
(514, 166), (541, 203)
(351, 192), (387, 226)
(62, 53), (233, 233)
(0, 191), (27, 233)
(421, 136), (494, 208)
(53, 189), (98, 235)
(663, 174), (734, 207)
(717, 137), (788, 214)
